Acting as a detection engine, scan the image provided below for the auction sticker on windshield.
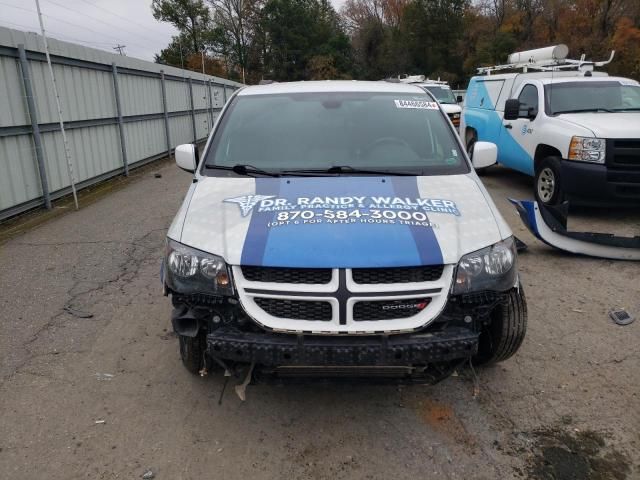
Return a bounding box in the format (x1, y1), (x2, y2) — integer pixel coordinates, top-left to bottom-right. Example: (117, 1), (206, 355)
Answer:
(394, 100), (439, 109)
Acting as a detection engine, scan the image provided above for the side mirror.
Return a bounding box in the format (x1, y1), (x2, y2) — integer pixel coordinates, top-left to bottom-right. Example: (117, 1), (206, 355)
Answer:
(456, 95), (463, 103)
(472, 141), (498, 170)
(504, 99), (520, 120)
(175, 144), (197, 173)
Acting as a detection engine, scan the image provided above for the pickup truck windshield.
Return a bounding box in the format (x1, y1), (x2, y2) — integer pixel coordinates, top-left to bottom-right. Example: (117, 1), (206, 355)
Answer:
(545, 81), (640, 115)
(422, 86), (457, 104)
(204, 92), (467, 176)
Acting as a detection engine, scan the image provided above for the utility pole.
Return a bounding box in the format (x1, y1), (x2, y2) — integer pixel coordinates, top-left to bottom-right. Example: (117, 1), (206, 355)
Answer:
(113, 44), (126, 55)
(34, 0), (79, 210)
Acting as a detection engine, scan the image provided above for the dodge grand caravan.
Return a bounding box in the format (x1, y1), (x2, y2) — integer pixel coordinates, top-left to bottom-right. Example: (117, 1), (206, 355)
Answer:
(162, 81), (527, 384)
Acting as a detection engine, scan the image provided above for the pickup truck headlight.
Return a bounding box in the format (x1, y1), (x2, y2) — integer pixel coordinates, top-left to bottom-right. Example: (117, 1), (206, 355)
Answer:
(164, 238), (233, 296)
(452, 237), (517, 294)
(568, 136), (606, 164)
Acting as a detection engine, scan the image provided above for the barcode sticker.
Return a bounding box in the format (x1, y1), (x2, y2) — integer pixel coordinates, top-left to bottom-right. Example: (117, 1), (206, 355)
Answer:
(394, 100), (439, 109)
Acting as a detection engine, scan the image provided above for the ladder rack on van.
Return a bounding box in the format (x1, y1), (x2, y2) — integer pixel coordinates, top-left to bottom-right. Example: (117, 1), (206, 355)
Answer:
(477, 45), (615, 75)
(395, 74), (449, 85)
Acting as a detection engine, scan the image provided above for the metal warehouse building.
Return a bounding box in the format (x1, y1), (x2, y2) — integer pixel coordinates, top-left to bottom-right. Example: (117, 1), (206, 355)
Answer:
(0, 26), (242, 220)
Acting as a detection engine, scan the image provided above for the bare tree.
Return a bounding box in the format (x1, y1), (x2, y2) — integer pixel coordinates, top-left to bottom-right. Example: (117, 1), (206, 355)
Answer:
(208, 0), (259, 83)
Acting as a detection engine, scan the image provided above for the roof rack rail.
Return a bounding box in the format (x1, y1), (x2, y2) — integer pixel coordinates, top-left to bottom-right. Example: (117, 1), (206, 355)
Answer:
(390, 74), (449, 85)
(477, 45), (615, 75)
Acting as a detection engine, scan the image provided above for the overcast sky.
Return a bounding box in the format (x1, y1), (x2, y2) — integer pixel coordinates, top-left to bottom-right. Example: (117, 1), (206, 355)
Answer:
(0, 0), (346, 62)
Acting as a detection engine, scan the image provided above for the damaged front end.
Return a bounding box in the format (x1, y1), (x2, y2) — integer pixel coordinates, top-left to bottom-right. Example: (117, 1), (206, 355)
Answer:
(167, 285), (524, 384)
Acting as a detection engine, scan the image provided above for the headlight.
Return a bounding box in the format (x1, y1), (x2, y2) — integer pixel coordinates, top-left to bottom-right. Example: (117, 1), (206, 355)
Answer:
(453, 237), (517, 294)
(568, 136), (605, 164)
(164, 238), (233, 296)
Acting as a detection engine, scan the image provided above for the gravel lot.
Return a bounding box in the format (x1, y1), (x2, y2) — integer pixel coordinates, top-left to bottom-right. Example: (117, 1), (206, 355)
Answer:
(1, 161), (638, 480)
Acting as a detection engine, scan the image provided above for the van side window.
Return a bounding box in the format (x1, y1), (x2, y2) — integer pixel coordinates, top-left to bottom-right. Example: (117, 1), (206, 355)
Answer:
(518, 84), (539, 118)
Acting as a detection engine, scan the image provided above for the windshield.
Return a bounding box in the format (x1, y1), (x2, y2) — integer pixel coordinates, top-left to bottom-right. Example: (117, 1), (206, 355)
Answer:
(422, 86), (457, 104)
(204, 92), (467, 176)
(545, 81), (640, 115)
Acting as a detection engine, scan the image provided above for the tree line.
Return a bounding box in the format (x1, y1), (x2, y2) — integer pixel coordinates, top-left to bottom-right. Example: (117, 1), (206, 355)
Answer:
(152, 0), (640, 87)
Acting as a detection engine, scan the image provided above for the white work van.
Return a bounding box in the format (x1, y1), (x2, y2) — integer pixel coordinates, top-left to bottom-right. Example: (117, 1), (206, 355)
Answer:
(398, 75), (463, 129)
(460, 45), (640, 206)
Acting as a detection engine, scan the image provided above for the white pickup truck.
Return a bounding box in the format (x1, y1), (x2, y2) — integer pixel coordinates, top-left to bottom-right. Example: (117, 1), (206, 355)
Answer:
(461, 45), (640, 206)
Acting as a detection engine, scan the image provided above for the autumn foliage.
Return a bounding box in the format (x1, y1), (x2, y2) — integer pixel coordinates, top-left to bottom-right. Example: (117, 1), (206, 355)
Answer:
(154, 0), (640, 84)
(345, 0), (640, 85)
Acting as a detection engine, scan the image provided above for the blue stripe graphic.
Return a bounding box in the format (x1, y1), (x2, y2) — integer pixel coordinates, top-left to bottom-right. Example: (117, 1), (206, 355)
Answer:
(390, 177), (444, 266)
(240, 178), (280, 265)
(240, 177), (444, 268)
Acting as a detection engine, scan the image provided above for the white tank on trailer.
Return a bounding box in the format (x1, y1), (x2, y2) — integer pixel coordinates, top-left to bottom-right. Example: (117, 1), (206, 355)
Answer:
(508, 45), (569, 65)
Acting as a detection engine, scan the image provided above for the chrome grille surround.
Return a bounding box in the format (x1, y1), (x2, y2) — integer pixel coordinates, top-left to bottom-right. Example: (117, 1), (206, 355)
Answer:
(232, 265), (454, 334)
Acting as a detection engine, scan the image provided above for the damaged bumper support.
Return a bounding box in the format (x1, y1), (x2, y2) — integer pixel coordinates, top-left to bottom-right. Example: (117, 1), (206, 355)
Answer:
(206, 327), (478, 367)
(510, 199), (640, 261)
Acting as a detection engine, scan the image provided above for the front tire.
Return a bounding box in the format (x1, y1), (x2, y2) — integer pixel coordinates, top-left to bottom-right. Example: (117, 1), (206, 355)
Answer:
(474, 287), (527, 365)
(535, 156), (564, 206)
(179, 333), (207, 374)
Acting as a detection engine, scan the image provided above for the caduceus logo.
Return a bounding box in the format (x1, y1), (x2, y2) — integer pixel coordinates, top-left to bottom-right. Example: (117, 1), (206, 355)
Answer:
(224, 194), (275, 217)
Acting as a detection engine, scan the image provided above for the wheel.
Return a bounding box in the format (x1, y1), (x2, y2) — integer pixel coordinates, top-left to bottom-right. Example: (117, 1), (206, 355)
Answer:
(474, 287), (527, 365)
(178, 332), (207, 374)
(535, 156), (564, 206)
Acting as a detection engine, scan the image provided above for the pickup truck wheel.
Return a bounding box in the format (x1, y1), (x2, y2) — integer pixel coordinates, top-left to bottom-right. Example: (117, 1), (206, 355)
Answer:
(474, 287), (527, 366)
(535, 157), (564, 206)
(179, 332), (207, 375)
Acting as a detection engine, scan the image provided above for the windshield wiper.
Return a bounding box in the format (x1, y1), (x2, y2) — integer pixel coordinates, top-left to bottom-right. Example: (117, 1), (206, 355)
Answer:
(204, 164), (280, 177)
(554, 108), (614, 114)
(282, 166), (416, 176)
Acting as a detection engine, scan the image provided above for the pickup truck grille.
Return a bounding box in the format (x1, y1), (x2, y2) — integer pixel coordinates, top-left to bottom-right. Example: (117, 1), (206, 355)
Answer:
(241, 266), (331, 284)
(352, 265), (444, 284)
(255, 298), (332, 321)
(608, 139), (640, 170)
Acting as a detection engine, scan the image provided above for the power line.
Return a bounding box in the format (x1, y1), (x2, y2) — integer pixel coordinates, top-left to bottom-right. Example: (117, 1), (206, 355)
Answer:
(42, 0), (166, 47)
(0, 1), (157, 56)
(113, 44), (126, 55)
(0, 19), (119, 50)
(0, 2), (127, 44)
(75, 0), (172, 36)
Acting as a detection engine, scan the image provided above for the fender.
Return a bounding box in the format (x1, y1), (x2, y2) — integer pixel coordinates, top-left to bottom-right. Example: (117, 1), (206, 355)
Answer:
(509, 199), (640, 261)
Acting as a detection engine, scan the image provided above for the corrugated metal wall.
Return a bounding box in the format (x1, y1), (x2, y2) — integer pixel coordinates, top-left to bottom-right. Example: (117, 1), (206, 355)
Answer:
(0, 26), (242, 220)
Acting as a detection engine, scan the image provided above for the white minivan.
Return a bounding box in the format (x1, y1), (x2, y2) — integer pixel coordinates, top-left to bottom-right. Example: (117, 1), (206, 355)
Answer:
(162, 80), (526, 384)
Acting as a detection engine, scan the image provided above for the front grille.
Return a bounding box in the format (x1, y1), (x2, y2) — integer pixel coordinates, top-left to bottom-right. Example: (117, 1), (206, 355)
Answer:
(352, 265), (444, 284)
(242, 266), (332, 284)
(255, 298), (332, 321)
(353, 298), (431, 321)
(609, 139), (640, 170)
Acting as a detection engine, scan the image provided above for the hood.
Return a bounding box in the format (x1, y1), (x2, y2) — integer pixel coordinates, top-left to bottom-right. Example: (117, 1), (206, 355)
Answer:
(557, 113), (640, 138)
(440, 104), (462, 114)
(177, 175), (503, 268)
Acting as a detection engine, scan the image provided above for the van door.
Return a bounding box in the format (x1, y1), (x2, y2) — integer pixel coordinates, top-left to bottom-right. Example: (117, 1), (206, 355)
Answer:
(498, 83), (539, 175)
(463, 78), (506, 148)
